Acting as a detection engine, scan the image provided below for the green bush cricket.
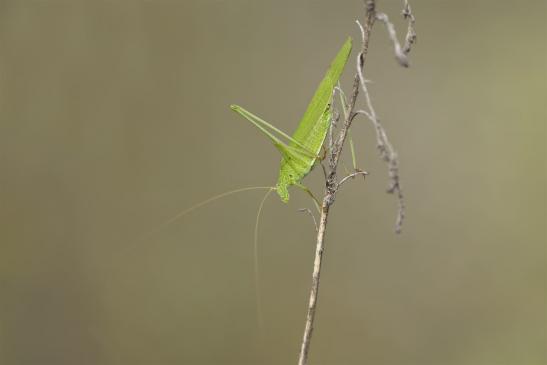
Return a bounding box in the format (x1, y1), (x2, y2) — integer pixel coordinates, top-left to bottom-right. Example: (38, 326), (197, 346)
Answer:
(230, 36), (352, 206)
(155, 37), (352, 227)
(148, 37), (353, 331)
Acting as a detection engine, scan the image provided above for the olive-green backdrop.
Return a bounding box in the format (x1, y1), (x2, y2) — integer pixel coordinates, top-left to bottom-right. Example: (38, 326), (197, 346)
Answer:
(0, 1), (545, 364)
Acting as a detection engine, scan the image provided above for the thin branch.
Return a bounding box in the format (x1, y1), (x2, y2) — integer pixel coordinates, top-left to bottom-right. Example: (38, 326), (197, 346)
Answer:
(402, 0), (417, 55)
(375, 0), (416, 67)
(335, 85), (359, 170)
(375, 12), (409, 67)
(328, 99), (340, 153)
(297, 199), (330, 365)
(356, 54), (406, 233)
(297, 0), (415, 363)
(352, 108), (373, 121)
(338, 170), (368, 187)
(298, 4), (376, 365)
(330, 14), (373, 173)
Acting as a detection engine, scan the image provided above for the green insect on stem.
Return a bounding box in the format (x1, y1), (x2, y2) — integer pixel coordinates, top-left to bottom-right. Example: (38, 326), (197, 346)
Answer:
(337, 82), (358, 170)
(144, 38), (353, 336)
(231, 37), (353, 204)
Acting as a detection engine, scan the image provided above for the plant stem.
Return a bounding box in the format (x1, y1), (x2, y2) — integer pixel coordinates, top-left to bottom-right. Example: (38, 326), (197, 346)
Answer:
(297, 199), (330, 365)
(297, 3), (377, 364)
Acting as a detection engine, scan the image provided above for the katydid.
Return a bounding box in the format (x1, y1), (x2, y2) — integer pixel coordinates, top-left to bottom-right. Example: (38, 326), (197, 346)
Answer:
(231, 36), (352, 206)
(145, 37), (353, 332)
(154, 37), (352, 229)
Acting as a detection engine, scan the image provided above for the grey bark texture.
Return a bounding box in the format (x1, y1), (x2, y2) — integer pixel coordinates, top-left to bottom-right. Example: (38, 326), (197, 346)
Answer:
(297, 1), (416, 364)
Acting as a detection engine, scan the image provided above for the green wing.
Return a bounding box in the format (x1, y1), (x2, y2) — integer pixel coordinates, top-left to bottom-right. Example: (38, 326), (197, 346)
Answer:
(230, 37), (352, 203)
(289, 37), (352, 155)
(276, 37), (353, 202)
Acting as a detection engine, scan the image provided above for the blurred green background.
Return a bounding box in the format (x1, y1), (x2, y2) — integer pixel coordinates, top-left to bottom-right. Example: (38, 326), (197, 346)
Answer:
(0, 1), (545, 364)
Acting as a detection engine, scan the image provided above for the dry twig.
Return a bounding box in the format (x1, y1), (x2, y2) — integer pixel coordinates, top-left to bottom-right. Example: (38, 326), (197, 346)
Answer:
(297, 1), (416, 364)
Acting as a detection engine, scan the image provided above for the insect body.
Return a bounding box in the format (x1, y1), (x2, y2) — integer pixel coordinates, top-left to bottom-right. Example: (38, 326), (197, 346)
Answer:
(231, 37), (352, 203)
(146, 38), (353, 332)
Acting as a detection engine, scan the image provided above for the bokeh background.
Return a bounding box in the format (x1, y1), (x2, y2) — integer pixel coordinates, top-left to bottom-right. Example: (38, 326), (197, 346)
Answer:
(0, 1), (545, 364)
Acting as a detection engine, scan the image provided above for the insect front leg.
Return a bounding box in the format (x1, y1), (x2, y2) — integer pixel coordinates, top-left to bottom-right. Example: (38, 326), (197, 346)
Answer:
(319, 145), (328, 161)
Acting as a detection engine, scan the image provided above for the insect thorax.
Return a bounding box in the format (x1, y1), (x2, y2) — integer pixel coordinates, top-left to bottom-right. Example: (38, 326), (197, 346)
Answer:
(276, 155), (314, 203)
